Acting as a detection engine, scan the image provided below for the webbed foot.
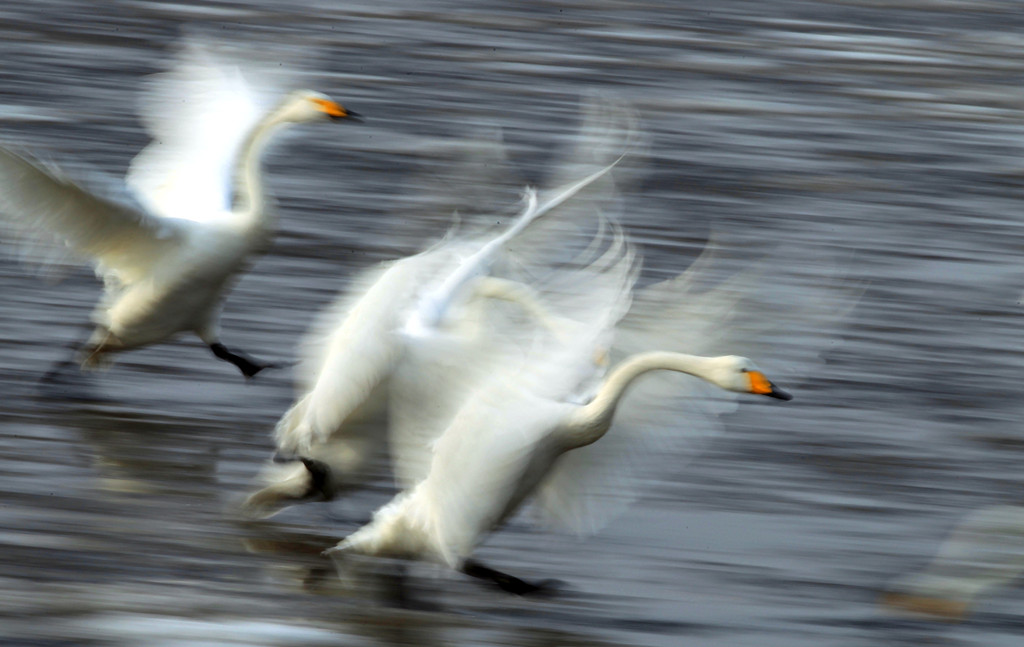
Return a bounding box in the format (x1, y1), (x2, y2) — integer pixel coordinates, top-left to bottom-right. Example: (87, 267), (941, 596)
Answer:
(461, 559), (566, 597)
(209, 342), (284, 378)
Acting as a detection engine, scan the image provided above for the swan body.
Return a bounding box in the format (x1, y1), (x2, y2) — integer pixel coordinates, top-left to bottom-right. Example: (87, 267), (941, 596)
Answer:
(276, 162), (620, 455)
(320, 135), (850, 592)
(0, 42), (358, 377)
(243, 98), (640, 519)
(330, 351), (789, 568)
(242, 159), (625, 517)
(326, 233), (855, 591)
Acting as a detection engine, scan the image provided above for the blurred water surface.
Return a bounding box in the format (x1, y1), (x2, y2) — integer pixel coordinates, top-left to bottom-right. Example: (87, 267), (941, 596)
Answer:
(3, 1), (1024, 645)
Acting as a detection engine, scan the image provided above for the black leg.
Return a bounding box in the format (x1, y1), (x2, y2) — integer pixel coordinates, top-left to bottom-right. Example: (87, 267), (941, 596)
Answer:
(461, 559), (563, 597)
(299, 457), (334, 499)
(41, 322), (99, 383)
(209, 342), (277, 378)
(40, 353), (80, 384)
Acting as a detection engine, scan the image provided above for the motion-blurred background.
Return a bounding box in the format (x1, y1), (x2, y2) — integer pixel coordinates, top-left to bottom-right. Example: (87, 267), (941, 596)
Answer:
(2, 1), (1024, 645)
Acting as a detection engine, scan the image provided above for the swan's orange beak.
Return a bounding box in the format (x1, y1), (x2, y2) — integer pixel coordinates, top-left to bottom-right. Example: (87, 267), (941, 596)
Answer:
(313, 98), (363, 122)
(748, 370), (792, 400)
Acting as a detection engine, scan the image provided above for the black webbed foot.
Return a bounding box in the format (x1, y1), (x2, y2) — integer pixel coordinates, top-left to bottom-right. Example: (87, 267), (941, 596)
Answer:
(209, 342), (281, 378)
(299, 457), (334, 499)
(40, 356), (78, 385)
(461, 559), (566, 597)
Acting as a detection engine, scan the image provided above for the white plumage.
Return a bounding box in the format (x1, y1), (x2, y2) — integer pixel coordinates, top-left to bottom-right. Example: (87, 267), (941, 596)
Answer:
(241, 101), (639, 518)
(0, 39), (359, 377)
(326, 231), (860, 593)
(327, 237), (797, 588)
(242, 163), (627, 517)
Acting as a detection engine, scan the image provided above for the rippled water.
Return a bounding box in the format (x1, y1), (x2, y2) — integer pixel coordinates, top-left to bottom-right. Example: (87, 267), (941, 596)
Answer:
(3, 1), (1024, 645)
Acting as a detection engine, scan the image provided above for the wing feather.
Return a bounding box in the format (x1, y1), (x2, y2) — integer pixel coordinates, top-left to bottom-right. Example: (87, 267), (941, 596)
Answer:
(126, 39), (274, 222)
(273, 258), (424, 456)
(0, 145), (188, 284)
(533, 239), (859, 535)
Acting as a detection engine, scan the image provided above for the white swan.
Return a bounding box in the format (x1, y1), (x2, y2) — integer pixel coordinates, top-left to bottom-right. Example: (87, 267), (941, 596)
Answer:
(327, 348), (789, 593)
(241, 160), (629, 518)
(0, 40), (360, 378)
(322, 228), (858, 593)
(239, 99), (638, 518)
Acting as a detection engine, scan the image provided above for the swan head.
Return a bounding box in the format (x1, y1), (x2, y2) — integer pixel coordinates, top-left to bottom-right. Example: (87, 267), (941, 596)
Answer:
(710, 355), (792, 400)
(277, 90), (362, 124)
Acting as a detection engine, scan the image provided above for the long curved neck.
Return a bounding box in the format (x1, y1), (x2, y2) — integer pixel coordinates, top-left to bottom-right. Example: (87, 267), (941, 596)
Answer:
(564, 351), (720, 449)
(233, 108), (291, 230)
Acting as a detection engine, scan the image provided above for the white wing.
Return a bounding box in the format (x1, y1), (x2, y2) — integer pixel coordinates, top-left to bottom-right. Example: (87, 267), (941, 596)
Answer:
(126, 39), (275, 222)
(405, 229), (637, 557)
(543, 94), (643, 190)
(0, 145), (189, 284)
(273, 256), (430, 456)
(330, 98), (641, 499)
(502, 96), (641, 280)
(348, 337), (581, 567)
(387, 313), (529, 491)
(386, 210), (637, 491)
(341, 212), (638, 565)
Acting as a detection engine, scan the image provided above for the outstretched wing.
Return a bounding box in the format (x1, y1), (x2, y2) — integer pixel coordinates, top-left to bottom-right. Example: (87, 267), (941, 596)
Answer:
(274, 252), (444, 456)
(533, 239), (858, 535)
(387, 211), (637, 492)
(126, 39), (277, 222)
(0, 145), (189, 284)
(503, 95), (642, 280)
(387, 307), (530, 491)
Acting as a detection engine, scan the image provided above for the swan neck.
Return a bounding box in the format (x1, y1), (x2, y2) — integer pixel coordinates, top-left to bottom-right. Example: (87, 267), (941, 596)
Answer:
(234, 110), (288, 228)
(568, 351), (717, 448)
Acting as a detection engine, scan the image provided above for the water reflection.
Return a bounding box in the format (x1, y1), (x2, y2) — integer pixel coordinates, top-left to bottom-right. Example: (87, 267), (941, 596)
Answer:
(60, 404), (223, 498)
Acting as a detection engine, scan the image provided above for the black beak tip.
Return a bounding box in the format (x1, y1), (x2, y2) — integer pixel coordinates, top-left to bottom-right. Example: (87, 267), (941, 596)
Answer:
(334, 109), (363, 123)
(769, 385), (793, 401)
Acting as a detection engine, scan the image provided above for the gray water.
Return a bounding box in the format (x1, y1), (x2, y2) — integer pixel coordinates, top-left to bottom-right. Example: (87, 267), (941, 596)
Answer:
(2, 1), (1024, 645)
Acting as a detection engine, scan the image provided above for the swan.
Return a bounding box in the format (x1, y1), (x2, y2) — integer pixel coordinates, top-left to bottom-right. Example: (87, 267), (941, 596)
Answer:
(0, 40), (360, 378)
(323, 229), (858, 593)
(327, 348), (790, 593)
(240, 99), (638, 518)
(241, 159), (630, 518)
